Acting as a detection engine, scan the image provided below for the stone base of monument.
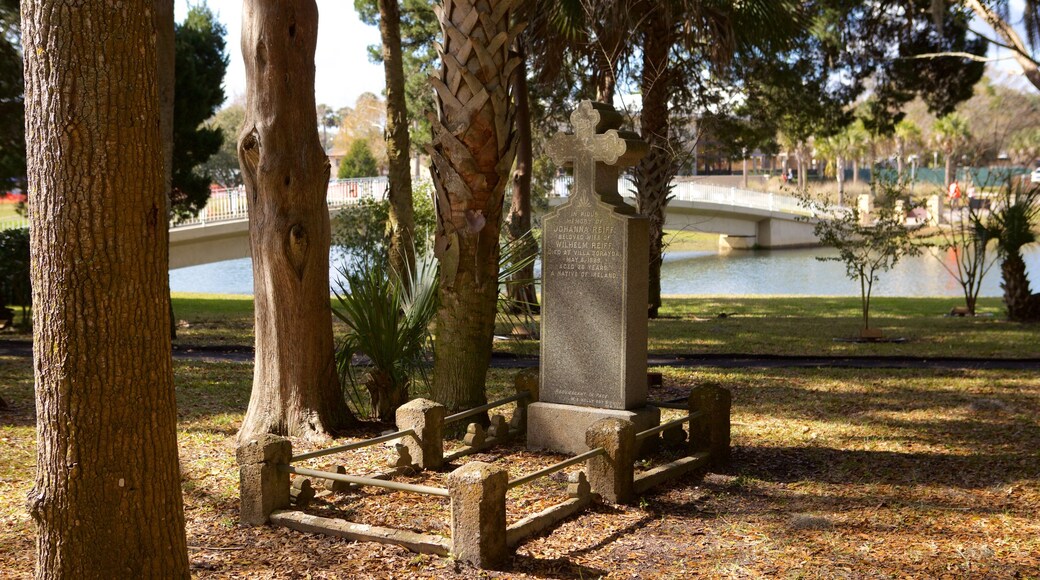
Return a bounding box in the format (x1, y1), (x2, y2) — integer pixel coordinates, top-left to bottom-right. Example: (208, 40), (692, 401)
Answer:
(527, 402), (660, 456)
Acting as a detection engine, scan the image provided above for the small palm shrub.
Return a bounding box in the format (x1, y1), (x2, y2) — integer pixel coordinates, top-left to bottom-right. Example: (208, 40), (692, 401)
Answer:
(333, 251), (438, 421)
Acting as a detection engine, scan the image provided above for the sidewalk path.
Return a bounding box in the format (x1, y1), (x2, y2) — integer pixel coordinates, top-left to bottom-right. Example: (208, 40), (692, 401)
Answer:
(3, 340), (1038, 370)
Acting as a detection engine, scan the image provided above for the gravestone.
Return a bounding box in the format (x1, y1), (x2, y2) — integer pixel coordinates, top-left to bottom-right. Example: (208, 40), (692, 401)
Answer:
(527, 100), (660, 455)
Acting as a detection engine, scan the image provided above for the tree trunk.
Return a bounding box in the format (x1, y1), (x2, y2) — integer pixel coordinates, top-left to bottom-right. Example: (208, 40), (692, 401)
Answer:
(1001, 251), (1040, 322)
(156, 0), (177, 341)
(238, 0), (354, 441)
(837, 155), (845, 206)
(797, 150), (807, 190)
(895, 141), (904, 180)
(506, 42), (539, 314)
(379, 0), (416, 277)
(428, 0), (521, 412)
(945, 153), (954, 187)
(23, 2), (189, 576)
(635, 7), (675, 320)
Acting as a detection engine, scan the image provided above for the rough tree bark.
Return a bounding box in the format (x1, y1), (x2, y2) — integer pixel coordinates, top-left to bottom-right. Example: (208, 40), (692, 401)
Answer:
(428, 0), (522, 412)
(22, 1), (190, 576)
(634, 7), (676, 320)
(379, 0), (416, 276)
(506, 41), (539, 314)
(156, 0), (177, 340)
(238, 0), (354, 441)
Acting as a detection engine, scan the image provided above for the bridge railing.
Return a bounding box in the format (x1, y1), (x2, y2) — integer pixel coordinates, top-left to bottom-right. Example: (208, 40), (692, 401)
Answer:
(551, 176), (809, 216)
(171, 176), (390, 229)
(0, 215), (29, 231)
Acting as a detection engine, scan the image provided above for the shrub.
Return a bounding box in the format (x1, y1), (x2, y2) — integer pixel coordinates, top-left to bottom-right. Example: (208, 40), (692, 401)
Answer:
(333, 250), (438, 421)
(0, 226), (30, 327)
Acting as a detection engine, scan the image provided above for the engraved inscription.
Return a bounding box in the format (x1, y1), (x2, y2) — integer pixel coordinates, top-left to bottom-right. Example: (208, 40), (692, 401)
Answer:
(546, 208), (621, 281)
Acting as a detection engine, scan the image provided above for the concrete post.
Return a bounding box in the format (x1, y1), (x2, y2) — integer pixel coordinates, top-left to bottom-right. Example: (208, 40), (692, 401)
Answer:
(689, 385), (732, 467)
(512, 368), (539, 434)
(447, 461), (509, 569)
(236, 434), (292, 525)
(858, 194), (873, 225)
(584, 418), (636, 504)
(395, 398), (445, 470)
(927, 194), (942, 226)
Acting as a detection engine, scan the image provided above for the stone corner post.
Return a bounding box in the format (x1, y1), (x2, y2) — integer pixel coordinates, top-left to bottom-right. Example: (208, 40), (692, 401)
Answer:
(236, 434), (292, 525)
(396, 398), (446, 470)
(446, 461), (509, 569)
(511, 368), (539, 434)
(584, 417), (635, 504)
(688, 385), (732, 467)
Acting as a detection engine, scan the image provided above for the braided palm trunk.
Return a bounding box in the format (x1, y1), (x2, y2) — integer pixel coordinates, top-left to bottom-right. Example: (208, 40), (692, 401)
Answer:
(635, 8), (677, 320)
(428, 0), (522, 412)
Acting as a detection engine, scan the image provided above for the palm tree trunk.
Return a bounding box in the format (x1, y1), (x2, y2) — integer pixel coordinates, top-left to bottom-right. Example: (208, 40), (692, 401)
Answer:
(1001, 251), (1040, 321)
(379, 0), (416, 277)
(945, 153), (954, 187)
(428, 0), (521, 412)
(635, 7), (675, 319)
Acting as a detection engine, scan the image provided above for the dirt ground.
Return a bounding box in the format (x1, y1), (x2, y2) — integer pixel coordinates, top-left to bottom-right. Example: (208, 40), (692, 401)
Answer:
(1, 363), (1038, 578)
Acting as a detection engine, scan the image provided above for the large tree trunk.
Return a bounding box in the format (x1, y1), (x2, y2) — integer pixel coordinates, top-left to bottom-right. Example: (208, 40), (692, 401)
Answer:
(634, 8), (675, 320)
(1001, 252), (1040, 322)
(238, 0), (354, 441)
(156, 0), (177, 341)
(428, 0), (521, 412)
(23, 2), (190, 576)
(379, 0), (416, 277)
(506, 42), (539, 314)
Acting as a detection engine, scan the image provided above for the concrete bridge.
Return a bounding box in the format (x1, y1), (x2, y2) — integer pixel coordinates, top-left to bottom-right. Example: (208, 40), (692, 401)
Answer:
(0, 175), (819, 269)
(550, 177), (819, 249)
(167, 177), (388, 268)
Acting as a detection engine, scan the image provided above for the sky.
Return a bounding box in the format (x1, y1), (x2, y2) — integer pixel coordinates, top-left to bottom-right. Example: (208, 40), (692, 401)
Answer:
(175, 1), (387, 109)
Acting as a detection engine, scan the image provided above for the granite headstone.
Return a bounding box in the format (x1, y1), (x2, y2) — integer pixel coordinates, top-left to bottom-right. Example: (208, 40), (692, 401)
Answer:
(527, 100), (660, 454)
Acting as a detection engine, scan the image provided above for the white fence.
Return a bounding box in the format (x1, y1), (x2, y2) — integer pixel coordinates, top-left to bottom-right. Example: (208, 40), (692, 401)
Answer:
(551, 176), (807, 215)
(0, 215), (29, 231)
(0, 177), (392, 232)
(172, 176), (389, 228)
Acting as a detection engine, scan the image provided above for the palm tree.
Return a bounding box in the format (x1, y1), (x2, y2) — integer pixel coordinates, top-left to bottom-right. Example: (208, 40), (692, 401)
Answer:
(1008, 126), (1040, 167)
(980, 183), (1040, 322)
(933, 113), (972, 187)
(893, 119), (922, 180)
(427, 0), (523, 413)
(635, 0), (804, 317)
(816, 126), (857, 205)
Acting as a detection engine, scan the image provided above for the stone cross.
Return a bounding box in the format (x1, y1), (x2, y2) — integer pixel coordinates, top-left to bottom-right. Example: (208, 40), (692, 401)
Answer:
(546, 101), (646, 210)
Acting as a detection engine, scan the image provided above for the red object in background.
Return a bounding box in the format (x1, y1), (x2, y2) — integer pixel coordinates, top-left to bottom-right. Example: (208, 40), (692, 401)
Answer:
(1, 190), (26, 203)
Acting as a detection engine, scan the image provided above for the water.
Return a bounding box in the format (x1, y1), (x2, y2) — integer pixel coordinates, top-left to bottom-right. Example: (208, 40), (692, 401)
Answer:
(170, 246), (1040, 298)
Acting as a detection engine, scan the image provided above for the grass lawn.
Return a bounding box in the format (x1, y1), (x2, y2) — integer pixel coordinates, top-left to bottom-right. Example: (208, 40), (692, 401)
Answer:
(1, 356), (1037, 577)
(38, 293), (1017, 360)
(0, 203), (20, 220)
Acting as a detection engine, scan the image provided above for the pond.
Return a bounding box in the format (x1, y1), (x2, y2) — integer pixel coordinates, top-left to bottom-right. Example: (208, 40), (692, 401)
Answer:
(169, 246), (1040, 298)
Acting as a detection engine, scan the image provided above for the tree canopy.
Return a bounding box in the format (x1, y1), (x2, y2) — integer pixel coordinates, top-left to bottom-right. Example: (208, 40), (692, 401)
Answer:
(171, 4), (229, 221)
